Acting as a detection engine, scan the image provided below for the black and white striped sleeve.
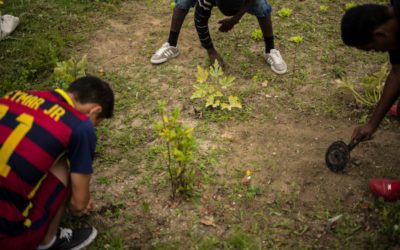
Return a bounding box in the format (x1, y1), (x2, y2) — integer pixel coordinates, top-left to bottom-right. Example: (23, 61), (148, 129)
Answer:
(195, 0), (216, 50)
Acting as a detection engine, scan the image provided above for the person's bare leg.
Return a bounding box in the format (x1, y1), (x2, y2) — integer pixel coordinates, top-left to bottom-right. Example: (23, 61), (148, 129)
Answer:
(168, 7), (190, 46)
(258, 15), (287, 74)
(151, 7), (190, 64)
(40, 158), (69, 245)
(257, 15), (274, 52)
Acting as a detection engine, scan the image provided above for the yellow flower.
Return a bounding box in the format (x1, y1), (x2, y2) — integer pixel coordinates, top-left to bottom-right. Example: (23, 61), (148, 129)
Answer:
(245, 169), (252, 177)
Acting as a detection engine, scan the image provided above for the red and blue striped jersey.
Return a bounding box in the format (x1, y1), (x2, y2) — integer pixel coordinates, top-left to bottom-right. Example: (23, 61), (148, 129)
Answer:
(0, 89), (96, 236)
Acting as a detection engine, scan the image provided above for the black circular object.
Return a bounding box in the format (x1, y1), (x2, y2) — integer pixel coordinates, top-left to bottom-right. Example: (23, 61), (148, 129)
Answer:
(325, 141), (350, 172)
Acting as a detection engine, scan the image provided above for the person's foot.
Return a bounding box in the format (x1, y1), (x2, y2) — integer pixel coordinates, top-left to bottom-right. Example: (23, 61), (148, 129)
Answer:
(264, 49), (287, 75)
(389, 101), (400, 116)
(369, 179), (400, 201)
(48, 227), (97, 250)
(150, 42), (180, 64)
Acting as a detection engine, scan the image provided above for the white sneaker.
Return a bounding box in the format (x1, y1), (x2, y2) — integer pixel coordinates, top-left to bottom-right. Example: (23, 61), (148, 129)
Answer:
(0, 14), (20, 40)
(150, 42), (180, 64)
(264, 49), (287, 75)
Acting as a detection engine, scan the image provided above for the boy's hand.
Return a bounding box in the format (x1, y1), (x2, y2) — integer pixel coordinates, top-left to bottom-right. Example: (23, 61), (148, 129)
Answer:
(208, 48), (225, 67)
(218, 18), (238, 32)
(351, 123), (377, 142)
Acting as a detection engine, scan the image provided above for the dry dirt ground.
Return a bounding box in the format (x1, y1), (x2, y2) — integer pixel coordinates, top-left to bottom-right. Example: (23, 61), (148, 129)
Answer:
(69, 0), (400, 249)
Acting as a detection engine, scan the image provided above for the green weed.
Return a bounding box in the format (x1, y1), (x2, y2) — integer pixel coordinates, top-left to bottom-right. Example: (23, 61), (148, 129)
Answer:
(251, 29), (263, 41)
(277, 8), (293, 18)
(53, 55), (87, 89)
(337, 63), (388, 108)
(320, 5), (329, 12)
(224, 230), (262, 250)
(96, 176), (111, 185)
(0, 0), (124, 95)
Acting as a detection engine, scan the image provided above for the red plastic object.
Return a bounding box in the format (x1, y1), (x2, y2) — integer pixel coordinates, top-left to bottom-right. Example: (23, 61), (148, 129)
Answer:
(369, 179), (400, 201)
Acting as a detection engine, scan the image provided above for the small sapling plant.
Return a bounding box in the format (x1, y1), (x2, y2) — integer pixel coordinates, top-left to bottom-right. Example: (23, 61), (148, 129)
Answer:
(319, 5), (328, 12)
(251, 28), (263, 41)
(154, 102), (197, 199)
(191, 61), (242, 111)
(277, 8), (293, 18)
(288, 36), (304, 95)
(53, 55), (87, 89)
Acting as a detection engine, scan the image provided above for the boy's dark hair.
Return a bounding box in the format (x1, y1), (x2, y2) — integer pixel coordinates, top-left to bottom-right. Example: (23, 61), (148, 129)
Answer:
(341, 4), (391, 47)
(216, 0), (244, 16)
(67, 76), (114, 119)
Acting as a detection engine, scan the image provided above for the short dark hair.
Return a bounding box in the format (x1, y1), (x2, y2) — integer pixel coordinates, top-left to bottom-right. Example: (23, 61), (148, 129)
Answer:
(67, 76), (114, 119)
(216, 0), (244, 16)
(341, 4), (391, 47)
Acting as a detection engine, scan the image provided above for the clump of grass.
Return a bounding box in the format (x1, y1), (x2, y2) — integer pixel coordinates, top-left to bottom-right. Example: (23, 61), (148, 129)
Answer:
(337, 63), (388, 108)
(0, 0), (124, 95)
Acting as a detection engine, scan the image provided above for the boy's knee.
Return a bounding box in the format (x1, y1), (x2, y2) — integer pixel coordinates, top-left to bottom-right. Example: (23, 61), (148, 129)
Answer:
(175, 0), (196, 10)
(50, 157), (69, 186)
(248, 0), (272, 17)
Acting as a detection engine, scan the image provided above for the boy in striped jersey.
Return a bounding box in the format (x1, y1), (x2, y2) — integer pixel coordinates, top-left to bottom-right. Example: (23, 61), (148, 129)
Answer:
(195, 0), (287, 74)
(0, 76), (114, 250)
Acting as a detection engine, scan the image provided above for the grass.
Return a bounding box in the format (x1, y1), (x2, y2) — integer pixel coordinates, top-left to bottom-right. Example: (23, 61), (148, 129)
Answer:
(0, 0), (124, 95)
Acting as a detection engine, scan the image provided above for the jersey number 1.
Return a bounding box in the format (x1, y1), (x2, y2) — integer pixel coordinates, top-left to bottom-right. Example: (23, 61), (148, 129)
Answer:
(0, 104), (34, 178)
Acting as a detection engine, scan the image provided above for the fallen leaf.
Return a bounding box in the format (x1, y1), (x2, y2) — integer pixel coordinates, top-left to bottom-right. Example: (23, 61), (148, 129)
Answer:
(201, 216), (217, 227)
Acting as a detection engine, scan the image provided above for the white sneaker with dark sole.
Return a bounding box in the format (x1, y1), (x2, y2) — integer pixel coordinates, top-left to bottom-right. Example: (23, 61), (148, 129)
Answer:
(264, 49), (287, 75)
(150, 42), (180, 64)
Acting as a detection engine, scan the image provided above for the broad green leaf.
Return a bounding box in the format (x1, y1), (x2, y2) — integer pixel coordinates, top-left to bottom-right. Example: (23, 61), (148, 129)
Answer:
(220, 103), (231, 110)
(162, 115), (169, 123)
(173, 148), (185, 161)
(214, 91), (223, 97)
(209, 60), (223, 78)
(206, 95), (215, 107)
(184, 128), (193, 135)
(219, 76), (235, 88)
(228, 96), (242, 109)
(212, 99), (221, 108)
(191, 88), (207, 99)
(197, 65), (209, 83)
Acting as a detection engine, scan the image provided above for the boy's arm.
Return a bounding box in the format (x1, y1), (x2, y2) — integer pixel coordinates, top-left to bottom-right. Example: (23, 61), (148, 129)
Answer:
(352, 64), (400, 141)
(219, 0), (255, 32)
(195, 0), (214, 50)
(67, 120), (96, 216)
(195, 0), (224, 65)
(69, 173), (91, 216)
